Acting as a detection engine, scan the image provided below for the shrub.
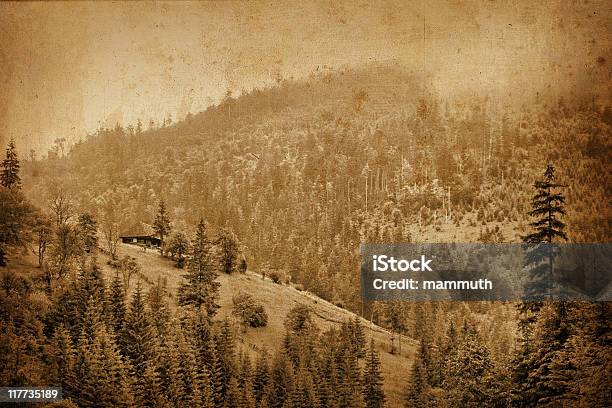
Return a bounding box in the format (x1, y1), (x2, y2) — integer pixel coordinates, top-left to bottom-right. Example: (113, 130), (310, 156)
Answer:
(166, 231), (189, 268)
(269, 271), (282, 284)
(232, 292), (268, 328)
(107, 258), (122, 269)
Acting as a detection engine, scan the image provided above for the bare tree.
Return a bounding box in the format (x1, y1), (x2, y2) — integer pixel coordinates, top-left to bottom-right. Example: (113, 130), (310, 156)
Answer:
(102, 218), (120, 260)
(31, 213), (53, 268)
(49, 190), (72, 227)
(120, 255), (139, 292)
(100, 197), (121, 259)
(48, 224), (80, 285)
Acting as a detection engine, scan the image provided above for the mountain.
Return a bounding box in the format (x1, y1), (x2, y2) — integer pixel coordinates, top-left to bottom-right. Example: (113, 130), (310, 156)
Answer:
(23, 61), (611, 314)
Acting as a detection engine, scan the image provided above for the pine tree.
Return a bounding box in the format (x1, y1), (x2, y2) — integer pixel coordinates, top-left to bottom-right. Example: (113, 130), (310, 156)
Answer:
(94, 326), (135, 408)
(79, 296), (104, 347)
(318, 349), (339, 408)
(73, 325), (104, 407)
(218, 228), (240, 274)
(514, 165), (572, 406)
(215, 317), (236, 403)
(76, 261), (106, 322)
(362, 340), (385, 408)
(253, 349), (271, 404)
(443, 326), (494, 406)
(554, 302), (611, 407)
(198, 367), (215, 408)
(336, 346), (363, 408)
(175, 325), (211, 408)
(207, 337), (226, 406)
(290, 367), (319, 408)
(517, 301), (571, 406)
(0, 185), (34, 265)
(153, 199), (171, 255)
(121, 280), (157, 405)
(437, 321), (457, 385)
(341, 316), (366, 362)
(107, 271), (126, 335)
(48, 325), (76, 396)
(178, 219), (220, 320)
(74, 315), (134, 408)
(184, 307), (213, 374)
(46, 279), (82, 340)
(521, 164), (568, 307)
(223, 376), (241, 408)
(1, 138), (21, 189)
(404, 357), (427, 408)
(237, 354), (256, 408)
(523, 164), (567, 244)
(417, 337), (433, 385)
(139, 360), (164, 408)
(156, 330), (182, 406)
(268, 353), (294, 408)
(147, 277), (171, 337)
(77, 213), (98, 253)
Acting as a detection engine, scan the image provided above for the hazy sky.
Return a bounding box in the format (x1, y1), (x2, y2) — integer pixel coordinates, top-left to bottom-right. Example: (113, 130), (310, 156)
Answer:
(0, 1), (609, 153)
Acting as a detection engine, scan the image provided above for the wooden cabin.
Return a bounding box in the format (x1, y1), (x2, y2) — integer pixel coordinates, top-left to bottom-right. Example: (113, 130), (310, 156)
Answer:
(120, 222), (161, 248)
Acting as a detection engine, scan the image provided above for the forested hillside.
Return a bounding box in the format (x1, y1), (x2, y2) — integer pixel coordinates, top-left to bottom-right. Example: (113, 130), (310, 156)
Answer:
(23, 63), (611, 311)
(7, 62), (610, 406)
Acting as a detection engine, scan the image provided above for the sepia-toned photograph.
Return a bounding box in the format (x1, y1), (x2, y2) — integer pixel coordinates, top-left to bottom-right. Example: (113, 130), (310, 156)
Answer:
(0, 1), (610, 407)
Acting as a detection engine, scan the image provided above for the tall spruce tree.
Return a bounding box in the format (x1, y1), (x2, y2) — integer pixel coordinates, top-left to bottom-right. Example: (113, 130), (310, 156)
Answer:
(237, 351), (256, 408)
(107, 271), (126, 335)
(519, 164), (569, 336)
(0, 177), (32, 265)
(362, 340), (385, 408)
(77, 213), (98, 254)
(341, 316), (366, 362)
(253, 349), (271, 404)
(523, 164), (567, 244)
(418, 337), (433, 385)
(77, 261), (106, 317)
(48, 325), (76, 396)
(268, 353), (294, 408)
(74, 299), (133, 408)
(215, 317), (236, 403)
(178, 219), (220, 320)
(552, 302), (611, 406)
(290, 366), (319, 408)
(207, 338), (225, 407)
(156, 330), (182, 406)
(514, 165), (572, 407)
(443, 326), (494, 406)
(1, 138), (21, 189)
(218, 228), (239, 274)
(318, 340), (339, 408)
(404, 357), (427, 408)
(153, 199), (171, 255)
(515, 301), (571, 406)
(121, 280), (158, 405)
(177, 326), (212, 408)
(336, 345), (363, 408)
(91, 326), (134, 408)
(147, 277), (171, 338)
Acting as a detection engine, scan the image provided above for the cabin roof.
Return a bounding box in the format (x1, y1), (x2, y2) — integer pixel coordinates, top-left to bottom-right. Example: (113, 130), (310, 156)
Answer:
(119, 222), (159, 239)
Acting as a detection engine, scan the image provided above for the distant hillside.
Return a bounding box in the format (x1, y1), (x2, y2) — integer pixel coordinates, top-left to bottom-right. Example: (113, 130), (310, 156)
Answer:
(23, 62), (612, 318)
